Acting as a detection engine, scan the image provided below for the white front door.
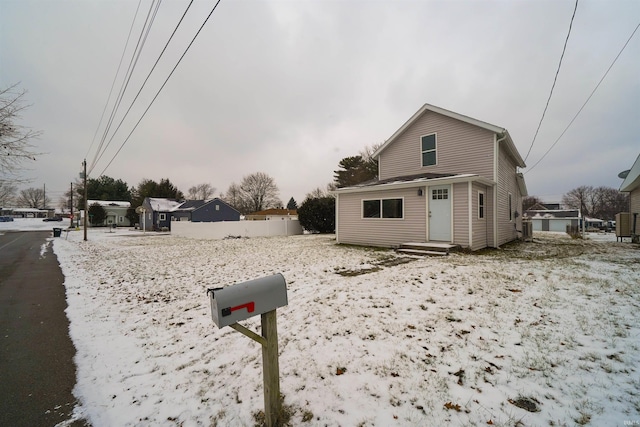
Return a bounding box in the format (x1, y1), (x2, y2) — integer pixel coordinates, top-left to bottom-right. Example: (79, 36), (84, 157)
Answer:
(428, 185), (452, 241)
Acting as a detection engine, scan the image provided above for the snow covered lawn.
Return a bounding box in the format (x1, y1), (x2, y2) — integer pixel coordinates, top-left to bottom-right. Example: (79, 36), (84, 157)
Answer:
(52, 229), (640, 426)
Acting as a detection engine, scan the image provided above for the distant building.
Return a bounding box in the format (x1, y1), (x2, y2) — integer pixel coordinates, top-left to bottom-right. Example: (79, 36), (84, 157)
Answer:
(245, 208), (298, 221)
(87, 200), (131, 227)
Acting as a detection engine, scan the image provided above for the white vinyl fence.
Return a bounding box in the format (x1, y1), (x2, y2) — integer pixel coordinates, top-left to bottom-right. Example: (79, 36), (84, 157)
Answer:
(171, 220), (303, 240)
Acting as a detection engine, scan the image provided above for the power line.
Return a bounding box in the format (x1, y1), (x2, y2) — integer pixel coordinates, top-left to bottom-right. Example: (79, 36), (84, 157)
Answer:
(91, 0), (195, 175)
(89, 0), (162, 175)
(525, 20), (640, 175)
(99, 0), (224, 177)
(523, 0), (578, 162)
(84, 0), (143, 161)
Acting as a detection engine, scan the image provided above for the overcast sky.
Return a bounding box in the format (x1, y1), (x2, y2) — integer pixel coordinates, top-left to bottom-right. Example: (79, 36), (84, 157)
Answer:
(1, 0), (639, 207)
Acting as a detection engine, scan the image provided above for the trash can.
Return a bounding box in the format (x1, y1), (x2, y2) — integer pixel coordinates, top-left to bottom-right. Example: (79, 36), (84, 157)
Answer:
(53, 228), (62, 237)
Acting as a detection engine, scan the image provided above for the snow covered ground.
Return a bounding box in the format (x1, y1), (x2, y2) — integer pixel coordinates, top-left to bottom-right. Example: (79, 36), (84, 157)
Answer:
(38, 223), (640, 426)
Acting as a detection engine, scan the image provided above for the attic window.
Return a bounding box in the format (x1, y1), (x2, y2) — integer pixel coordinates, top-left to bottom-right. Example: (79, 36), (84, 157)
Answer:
(215, 205), (220, 211)
(421, 133), (437, 167)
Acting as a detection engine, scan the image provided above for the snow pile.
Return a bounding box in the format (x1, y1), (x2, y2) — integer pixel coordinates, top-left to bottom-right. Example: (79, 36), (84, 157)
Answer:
(52, 229), (640, 426)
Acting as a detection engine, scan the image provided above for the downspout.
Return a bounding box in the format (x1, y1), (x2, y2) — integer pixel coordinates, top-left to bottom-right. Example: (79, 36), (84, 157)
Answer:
(494, 132), (508, 248)
(468, 181), (473, 249)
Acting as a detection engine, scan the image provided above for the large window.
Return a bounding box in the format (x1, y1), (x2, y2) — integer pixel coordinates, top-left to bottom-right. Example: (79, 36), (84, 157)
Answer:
(421, 134), (437, 167)
(363, 198), (404, 219)
(478, 192), (485, 219)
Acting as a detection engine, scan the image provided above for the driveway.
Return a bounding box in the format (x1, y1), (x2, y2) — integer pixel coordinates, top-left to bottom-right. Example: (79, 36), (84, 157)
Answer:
(0, 231), (85, 426)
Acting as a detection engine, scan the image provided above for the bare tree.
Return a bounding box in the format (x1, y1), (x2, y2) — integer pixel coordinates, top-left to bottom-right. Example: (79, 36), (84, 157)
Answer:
(221, 182), (251, 214)
(16, 187), (50, 208)
(0, 181), (17, 206)
(305, 187), (327, 200)
(593, 186), (628, 220)
(1, 83), (42, 183)
(187, 183), (216, 200)
(240, 172), (281, 213)
(562, 185), (628, 220)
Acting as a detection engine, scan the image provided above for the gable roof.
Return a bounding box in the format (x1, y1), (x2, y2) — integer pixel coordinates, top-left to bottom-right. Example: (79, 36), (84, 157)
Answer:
(373, 103), (526, 168)
(171, 198), (240, 214)
(620, 153), (640, 192)
(172, 200), (207, 212)
(146, 197), (182, 212)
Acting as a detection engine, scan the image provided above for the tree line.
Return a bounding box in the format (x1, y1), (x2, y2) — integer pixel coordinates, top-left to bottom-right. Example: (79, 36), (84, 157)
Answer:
(524, 185), (629, 220)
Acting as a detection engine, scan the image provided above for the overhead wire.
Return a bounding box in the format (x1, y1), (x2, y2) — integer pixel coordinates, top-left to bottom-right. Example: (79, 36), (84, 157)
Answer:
(523, 0), (578, 163)
(91, 0), (195, 174)
(525, 20), (640, 174)
(99, 0), (224, 177)
(84, 0), (143, 161)
(88, 0), (162, 175)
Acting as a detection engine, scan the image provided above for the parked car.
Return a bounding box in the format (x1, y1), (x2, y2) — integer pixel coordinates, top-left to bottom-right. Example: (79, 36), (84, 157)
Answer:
(43, 216), (63, 222)
(0, 216), (14, 222)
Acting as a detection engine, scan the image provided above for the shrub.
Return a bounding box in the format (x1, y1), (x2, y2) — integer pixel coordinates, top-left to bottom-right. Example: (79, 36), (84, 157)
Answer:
(298, 197), (335, 233)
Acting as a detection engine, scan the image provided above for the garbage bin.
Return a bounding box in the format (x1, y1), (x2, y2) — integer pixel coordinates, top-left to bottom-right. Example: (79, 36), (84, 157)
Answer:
(53, 227), (62, 237)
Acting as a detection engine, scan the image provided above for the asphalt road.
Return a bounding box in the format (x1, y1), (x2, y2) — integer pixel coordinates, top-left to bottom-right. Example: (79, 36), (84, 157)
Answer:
(0, 230), (84, 427)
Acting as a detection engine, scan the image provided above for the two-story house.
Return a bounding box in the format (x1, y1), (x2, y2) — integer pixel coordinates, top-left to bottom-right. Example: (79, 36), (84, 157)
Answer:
(333, 103), (527, 251)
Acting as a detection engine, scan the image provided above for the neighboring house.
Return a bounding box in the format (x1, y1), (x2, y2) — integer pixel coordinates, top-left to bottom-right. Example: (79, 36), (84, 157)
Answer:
(524, 209), (580, 232)
(333, 103), (527, 250)
(139, 198), (182, 231)
(619, 153), (640, 238)
(87, 200), (131, 227)
(171, 198), (241, 223)
(583, 217), (604, 230)
(245, 208), (298, 220)
(8, 208), (50, 218)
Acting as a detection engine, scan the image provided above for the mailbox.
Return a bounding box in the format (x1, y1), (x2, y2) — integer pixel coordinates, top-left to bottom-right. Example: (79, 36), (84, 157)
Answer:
(207, 273), (288, 328)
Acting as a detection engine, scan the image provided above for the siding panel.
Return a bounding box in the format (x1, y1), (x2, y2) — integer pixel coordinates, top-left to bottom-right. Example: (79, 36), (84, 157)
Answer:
(472, 182), (489, 250)
(630, 190), (640, 235)
(497, 148), (522, 246)
(452, 182), (469, 247)
(337, 188), (426, 247)
(379, 111), (495, 180)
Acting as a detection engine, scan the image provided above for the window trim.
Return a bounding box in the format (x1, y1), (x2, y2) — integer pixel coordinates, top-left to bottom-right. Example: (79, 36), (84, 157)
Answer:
(361, 197), (404, 220)
(159, 213), (166, 221)
(478, 191), (485, 219)
(420, 133), (437, 167)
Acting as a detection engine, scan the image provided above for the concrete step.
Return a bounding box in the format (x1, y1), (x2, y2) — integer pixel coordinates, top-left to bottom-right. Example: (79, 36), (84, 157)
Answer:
(398, 242), (459, 254)
(397, 248), (448, 257)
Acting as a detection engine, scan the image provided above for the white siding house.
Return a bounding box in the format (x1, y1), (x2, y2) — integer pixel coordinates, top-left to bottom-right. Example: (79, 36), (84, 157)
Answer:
(334, 103), (527, 250)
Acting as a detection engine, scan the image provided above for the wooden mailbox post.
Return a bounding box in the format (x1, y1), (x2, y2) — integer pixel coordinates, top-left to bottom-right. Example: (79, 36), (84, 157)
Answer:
(207, 274), (287, 427)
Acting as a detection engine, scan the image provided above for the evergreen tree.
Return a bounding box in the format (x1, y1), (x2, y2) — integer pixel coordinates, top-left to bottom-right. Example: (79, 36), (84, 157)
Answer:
(286, 197), (298, 210)
(298, 197), (335, 233)
(88, 203), (107, 226)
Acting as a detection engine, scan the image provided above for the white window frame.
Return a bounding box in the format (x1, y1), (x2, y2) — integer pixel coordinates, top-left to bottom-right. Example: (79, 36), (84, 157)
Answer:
(159, 213), (166, 221)
(478, 191), (485, 219)
(420, 133), (437, 167)
(362, 197), (404, 219)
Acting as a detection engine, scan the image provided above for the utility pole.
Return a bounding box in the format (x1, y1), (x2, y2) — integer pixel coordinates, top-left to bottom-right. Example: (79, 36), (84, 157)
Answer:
(43, 183), (46, 209)
(70, 182), (74, 228)
(83, 159), (88, 241)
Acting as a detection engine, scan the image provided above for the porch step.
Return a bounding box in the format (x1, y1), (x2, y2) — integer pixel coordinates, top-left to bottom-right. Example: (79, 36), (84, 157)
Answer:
(397, 242), (459, 256)
(397, 248), (448, 257)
